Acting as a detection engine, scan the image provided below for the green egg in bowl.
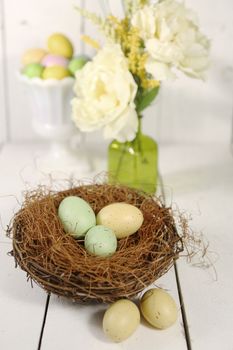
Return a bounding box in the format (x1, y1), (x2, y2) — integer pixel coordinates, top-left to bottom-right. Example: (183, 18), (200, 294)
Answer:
(8, 183), (184, 303)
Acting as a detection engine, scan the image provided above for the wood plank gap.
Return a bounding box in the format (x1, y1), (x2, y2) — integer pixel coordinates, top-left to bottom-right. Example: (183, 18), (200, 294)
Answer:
(159, 171), (192, 350)
(37, 293), (51, 350)
(174, 262), (192, 350)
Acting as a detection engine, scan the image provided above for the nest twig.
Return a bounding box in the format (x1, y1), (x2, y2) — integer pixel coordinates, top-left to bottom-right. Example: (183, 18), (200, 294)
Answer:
(8, 184), (184, 303)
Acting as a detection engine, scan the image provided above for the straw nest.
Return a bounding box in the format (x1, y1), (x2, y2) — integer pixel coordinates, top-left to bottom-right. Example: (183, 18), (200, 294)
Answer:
(8, 184), (184, 303)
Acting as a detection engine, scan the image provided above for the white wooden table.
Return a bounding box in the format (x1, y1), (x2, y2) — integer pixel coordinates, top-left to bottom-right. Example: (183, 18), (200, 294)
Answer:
(0, 141), (232, 350)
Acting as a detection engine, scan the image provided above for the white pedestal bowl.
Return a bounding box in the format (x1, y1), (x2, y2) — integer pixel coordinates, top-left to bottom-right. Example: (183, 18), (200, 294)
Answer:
(19, 75), (92, 176)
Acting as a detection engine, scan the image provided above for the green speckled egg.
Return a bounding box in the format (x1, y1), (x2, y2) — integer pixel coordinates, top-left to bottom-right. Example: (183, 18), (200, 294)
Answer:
(84, 225), (117, 257)
(23, 63), (44, 78)
(58, 196), (96, 238)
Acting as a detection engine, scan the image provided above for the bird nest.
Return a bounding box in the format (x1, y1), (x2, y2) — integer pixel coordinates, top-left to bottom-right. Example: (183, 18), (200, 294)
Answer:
(8, 184), (184, 303)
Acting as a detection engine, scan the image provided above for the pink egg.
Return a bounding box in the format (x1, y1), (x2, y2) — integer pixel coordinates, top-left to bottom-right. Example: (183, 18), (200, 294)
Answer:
(41, 54), (69, 68)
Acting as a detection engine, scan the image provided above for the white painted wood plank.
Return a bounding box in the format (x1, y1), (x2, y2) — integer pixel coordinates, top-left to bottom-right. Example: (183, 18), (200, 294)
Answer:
(160, 143), (233, 350)
(0, 0), (8, 143)
(0, 241), (48, 350)
(41, 269), (187, 350)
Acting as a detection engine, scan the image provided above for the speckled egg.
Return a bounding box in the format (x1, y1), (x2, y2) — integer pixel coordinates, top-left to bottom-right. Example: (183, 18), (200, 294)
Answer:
(84, 225), (117, 257)
(96, 203), (144, 239)
(42, 66), (71, 80)
(47, 33), (73, 59)
(23, 63), (44, 78)
(140, 288), (178, 329)
(103, 300), (140, 342)
(42, 54), (69, 68)
(58, 196), (96, 238)
(22, 48), (47, 66)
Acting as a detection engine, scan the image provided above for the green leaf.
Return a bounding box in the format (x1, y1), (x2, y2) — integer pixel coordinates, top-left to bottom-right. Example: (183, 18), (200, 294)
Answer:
(136, 86), (160, 113)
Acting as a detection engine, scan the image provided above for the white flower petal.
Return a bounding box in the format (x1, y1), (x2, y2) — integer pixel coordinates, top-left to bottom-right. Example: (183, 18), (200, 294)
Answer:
(103, 107), (138, 142)
(146, 59), (176, 81)
(131, 5), (156, 40)
(146, 38), (183, 64)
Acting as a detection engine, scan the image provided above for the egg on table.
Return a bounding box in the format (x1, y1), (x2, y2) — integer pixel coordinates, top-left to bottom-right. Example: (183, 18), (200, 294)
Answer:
(84, 225), (117, 257)
(140, 288), (178, 329)
(47, 33), (73, 59)
(103, 299), (140, 342)
(22, 48), (47, 66)
(96, 202), (144, 239)
(58, 196), (96, 238)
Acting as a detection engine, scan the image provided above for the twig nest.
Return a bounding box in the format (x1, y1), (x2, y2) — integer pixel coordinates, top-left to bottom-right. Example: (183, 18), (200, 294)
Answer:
(9, 184), (183, 303)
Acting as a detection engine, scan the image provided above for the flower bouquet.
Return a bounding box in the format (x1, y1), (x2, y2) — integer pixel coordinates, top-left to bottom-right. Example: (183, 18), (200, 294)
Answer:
(72, 0), (210, 193)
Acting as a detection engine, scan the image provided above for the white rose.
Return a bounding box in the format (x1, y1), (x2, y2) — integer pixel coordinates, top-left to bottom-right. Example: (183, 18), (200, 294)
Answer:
(71, 44), (138, 142)
(132, 0), (210, 81)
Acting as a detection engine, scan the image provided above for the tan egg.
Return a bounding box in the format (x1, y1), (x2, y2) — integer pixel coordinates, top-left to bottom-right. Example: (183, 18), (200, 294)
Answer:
(103, 300), (140, 342)
(22, 48), (47, 66)
(140, 288), (178, 329)
(96, 203), (143, 239)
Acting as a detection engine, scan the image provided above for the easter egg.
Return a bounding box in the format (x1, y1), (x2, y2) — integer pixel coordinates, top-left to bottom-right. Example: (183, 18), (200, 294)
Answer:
(47, 33), (73, 59)
(96, 203), (144, 239)
(42, 66), (71, 80)
(84, 225), (117, 257)
(58, 196), (96, 238)
(23, 63), (44, 78)
(68, 55), (90, 75)
(103, 300), (140, 342)
(140, 288), (178, 329)
(22, 48), (47, 66)
(42, 54), (69, 68)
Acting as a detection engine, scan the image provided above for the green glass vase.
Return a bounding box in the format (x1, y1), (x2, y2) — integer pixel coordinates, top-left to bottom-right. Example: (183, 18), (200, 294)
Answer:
(108, 118), (158, 194)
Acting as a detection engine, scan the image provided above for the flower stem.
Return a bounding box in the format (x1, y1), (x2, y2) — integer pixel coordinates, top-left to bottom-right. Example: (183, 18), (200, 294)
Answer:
(114, 141), (129, 180)
(113, 114), (142, 186)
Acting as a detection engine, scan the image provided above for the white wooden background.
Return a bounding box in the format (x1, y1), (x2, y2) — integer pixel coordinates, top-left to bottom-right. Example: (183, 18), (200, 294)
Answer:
(0, 0), (232, 145)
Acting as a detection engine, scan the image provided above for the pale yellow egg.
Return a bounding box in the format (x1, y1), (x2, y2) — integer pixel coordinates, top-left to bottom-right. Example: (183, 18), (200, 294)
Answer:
(42, 66), (71, 80)
(140, 288), (178, 329)
(103, 300), (140, 342)
(96, 202), (143, 239)
(22, 48), (47, 66)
